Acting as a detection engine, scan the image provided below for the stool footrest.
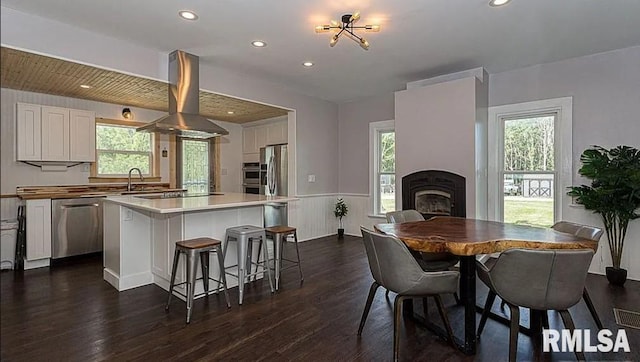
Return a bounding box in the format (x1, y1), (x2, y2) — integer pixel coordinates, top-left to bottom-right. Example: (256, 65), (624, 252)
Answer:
(168, 276), (225, 300)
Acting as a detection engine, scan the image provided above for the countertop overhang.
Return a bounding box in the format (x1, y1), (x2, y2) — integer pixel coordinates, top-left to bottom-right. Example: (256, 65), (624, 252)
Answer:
(16, 183), (179, 200)
(104, 192), (298, 214)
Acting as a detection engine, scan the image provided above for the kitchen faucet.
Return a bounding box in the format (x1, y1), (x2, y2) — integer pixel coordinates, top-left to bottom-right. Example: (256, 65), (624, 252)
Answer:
(127, 168), (144, 191)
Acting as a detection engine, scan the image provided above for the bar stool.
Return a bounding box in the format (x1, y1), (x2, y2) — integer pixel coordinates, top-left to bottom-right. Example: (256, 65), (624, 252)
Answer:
(165, 237), (231, 323)
(222, 225), (274, 305)
(265, 226), (304, 291)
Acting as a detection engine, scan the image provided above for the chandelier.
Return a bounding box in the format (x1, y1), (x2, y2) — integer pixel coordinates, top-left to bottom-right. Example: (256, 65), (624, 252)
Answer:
(315, 12), (380, 50)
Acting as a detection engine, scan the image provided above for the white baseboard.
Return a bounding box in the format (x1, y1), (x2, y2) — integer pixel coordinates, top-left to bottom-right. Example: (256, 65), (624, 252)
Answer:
(104, 268), (153, 291)
(24, 258), (49, 270)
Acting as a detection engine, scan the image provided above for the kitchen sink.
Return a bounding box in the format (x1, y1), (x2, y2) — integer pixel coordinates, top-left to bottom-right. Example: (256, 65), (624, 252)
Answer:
(135, 192), (224, 200)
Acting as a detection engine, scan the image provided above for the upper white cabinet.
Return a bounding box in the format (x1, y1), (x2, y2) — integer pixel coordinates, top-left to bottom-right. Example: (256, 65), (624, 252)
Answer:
(69, 109), (97, 161)
(242, 126), (258, 154)
(266, 121), (287, 145)
(16, 103), (42, 161)
(16, 103), (96, 162)
(242, 119), (288, 157)
(41, 106), (70, 161)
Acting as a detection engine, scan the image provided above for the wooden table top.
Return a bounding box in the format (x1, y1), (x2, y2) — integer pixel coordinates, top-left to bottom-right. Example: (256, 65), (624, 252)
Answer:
(374, 216), (598, 256)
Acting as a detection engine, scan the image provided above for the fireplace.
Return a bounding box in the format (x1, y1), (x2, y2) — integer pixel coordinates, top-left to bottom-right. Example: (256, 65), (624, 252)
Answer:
(402, 170), (466, 219)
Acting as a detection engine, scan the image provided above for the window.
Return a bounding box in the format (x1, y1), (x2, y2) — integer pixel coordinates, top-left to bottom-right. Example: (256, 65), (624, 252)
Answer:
(179, 138), (212, 194)
(93, 120), (156, 177)
(370, 120), (396, 216)
(488, 97), (572, 227)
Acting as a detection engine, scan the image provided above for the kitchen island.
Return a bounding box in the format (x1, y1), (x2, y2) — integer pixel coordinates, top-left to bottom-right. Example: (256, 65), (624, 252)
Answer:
(102, 192), (298, 294)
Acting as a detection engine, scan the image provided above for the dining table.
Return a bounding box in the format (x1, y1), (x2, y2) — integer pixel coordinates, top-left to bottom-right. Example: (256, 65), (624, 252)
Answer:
(374, 216), (598, 355)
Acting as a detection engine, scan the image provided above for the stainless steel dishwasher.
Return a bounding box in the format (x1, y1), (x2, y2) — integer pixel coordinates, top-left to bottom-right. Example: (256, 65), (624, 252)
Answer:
(52, 197), (103, 259)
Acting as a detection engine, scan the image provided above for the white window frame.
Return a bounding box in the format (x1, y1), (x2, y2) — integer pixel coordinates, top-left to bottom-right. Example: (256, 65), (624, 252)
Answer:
(369, 120), (395, 217)
(487, 97), (572, 222)
(95, 122), (154, 177)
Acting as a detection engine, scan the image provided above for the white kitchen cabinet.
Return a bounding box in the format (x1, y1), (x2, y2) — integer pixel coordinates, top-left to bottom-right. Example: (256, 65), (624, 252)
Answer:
(242, 120), (287, 158)
(69, 109), (96, 161)
(255, 124), (268, 149)
(16, 103), (42, 161)
(266, 121), (287, 145)
(243, 126), (258, 154)
(25, 199), (52, 262)
(15, 103), (96, 162)
(41, 106), (70, 161)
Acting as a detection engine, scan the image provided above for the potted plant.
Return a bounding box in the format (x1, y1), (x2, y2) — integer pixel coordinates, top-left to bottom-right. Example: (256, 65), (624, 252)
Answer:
(568, 145), (640, 286)
(334, 198), (349, 239)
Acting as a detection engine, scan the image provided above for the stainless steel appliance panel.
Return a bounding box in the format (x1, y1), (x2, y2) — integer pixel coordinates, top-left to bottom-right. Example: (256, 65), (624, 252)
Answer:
(242, 162), (261, 185)
(264, 203), (288, 227)
(260, 144), (288, 196)
(52, 198), (103, 259)
(243, 184), (260, 194)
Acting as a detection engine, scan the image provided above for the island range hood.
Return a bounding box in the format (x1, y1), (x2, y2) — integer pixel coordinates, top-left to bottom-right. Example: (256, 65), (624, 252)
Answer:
(137, 50), (228, 138)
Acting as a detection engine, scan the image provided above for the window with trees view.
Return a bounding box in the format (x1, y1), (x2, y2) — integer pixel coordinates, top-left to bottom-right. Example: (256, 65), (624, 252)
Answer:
(488, 97), (572, 228)
(96, 123), (153, 176)
(502, 115), (556, 227)
(180, 139), (211, 194)
(370, 120), (396, 215)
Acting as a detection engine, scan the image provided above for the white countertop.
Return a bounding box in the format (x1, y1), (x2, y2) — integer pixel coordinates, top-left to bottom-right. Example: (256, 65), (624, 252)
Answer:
(104, 192), (298, 214)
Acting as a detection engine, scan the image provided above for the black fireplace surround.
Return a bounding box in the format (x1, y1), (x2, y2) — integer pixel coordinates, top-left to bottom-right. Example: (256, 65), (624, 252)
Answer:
(402, 170), (466, 219)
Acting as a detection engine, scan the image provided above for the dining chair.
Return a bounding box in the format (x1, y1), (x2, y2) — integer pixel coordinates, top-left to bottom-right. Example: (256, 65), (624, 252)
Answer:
(358, 227), (459, 362)
(385, 210), (460, 301)
(479, 221), (605, 334)
(477, 248), (595, 362)
(552, 221), (604, 329)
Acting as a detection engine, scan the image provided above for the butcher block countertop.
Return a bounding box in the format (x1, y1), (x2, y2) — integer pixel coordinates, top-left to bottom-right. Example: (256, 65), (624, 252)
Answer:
(104, 192), (298, 214)
(16, 183), (180, 200)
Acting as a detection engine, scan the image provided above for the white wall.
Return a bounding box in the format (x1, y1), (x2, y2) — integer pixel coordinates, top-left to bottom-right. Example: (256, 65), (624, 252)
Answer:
(395, 77), (480, 218)
(0, 6), (339, 197)
(338, 93), (395, 194)
(489, 46), (640, 280)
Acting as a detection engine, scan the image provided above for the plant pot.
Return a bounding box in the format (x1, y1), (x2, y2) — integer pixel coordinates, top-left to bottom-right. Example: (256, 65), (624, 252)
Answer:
(606, 267), (627, 286)
(337, 228), (345, 239)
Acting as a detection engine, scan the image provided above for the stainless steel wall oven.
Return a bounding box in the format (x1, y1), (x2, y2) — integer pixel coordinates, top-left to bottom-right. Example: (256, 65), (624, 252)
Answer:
(243, 162), (261, 194)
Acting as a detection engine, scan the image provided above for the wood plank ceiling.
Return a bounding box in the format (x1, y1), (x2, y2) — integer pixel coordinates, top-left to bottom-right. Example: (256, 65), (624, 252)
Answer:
(0, 47), (288, 123)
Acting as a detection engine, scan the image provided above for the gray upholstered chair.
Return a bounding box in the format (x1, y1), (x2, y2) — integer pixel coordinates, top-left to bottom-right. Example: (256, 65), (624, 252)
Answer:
(477, 249), (595, 362)
(358, 227), (459, 362)
(385, 210), (460, 301)
(552, 221), (604, 329)
(481, 221), (605, 332)
(385, 210), (460, 271)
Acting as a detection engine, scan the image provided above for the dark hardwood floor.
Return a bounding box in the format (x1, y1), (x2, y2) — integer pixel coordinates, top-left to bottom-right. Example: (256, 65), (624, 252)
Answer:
(1, 235), (638, 361)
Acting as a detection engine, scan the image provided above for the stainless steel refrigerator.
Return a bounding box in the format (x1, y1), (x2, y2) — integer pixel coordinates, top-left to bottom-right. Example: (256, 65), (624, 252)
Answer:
(260, 144), (288, 226)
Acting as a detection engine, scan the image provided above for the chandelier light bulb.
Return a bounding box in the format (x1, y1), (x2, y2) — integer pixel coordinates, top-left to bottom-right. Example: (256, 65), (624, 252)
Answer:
(330, 34), (339, 47)
(365, 25), (381, 32)
(315, 25), (330, 33)
(360, 38), (370, 50)
(350, 11), (361, 22)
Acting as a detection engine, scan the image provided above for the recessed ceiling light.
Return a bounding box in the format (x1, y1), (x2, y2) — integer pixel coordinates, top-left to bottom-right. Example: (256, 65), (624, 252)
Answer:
(489, 0), (511, 7)
(227, 111), (235, 115)
(302, 61), (314, 67)
(178, 10), (198, 20)
(80, 84), (92, 89)
(251, 40), (267, 48)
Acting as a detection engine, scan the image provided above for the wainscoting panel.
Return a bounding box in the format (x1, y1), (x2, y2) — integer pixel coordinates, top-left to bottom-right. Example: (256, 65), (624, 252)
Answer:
(288, 194), (338, 242)
(340, 194), (385, 237)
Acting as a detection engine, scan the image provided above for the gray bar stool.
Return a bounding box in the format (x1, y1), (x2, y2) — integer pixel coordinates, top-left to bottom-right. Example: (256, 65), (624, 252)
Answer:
(165, 237), (231, 323)
(222, 225), (274, 304)
(265, 226), (304, 290)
